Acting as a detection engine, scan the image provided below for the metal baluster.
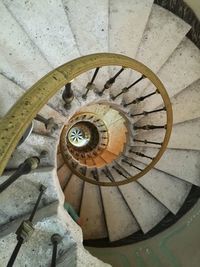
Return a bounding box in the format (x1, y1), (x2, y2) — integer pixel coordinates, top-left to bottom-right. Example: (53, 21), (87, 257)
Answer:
(102, 166), (115, 182)
(134, 124), (167, 130)
(112, 165), (128, 179)
(0, 157), (40, 193)
(133, 139), (162, 146)
(123, 90), (158, 107)
(111, 75), (145, 100)
(129, 150), (154, 160)
(82, 67), (100, 99)
(51, 234), (62, 267)
(7, 185), (46, 267)
(98, 67), (125, 95)
(130, 107), (166, 117)
(35, 114), (58, 134)
(91, 168), (99, 181)
(62, 83), (74, 109)
(122, 158), (142, 171)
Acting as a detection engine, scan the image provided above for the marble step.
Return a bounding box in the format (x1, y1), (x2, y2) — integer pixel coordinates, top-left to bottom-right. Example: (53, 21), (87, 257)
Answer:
(6, 132), (58, 169)
(0, 167), (60, 232)
(64, 175), (84, 213)
(80, 183), (107, 240)
(130, 146), (200, 187)
(100, 173), (140, 242)
(110, 166), (169, 233)
(0, 1), (51, 89)
(0, 74), (66, 135)
(134, 78), (200, 126)
(57, 153), (65, 169)
(57, 164), (72, 190)
(123, 4), (190, 103)
(134, 117), (200, 150)
(3, 0), (80, 68)
(118, 157), (191, 214)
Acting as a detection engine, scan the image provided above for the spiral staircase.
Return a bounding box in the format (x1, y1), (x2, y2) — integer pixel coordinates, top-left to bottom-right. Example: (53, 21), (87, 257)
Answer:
(0, 0), (200, 266)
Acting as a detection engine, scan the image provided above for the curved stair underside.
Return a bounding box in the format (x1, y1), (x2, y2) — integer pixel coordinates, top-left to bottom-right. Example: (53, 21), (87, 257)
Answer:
(0, 0), (200, 266)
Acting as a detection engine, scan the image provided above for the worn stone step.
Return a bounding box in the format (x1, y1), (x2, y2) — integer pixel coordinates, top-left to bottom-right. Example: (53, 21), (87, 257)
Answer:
(0, 1), (51, 89)
(80, 182), (107, 240)
(134, 117), (200, 150)
(110, 166), (169, 233)
(57, 164), (72, 190)
(118, 157), (191, 214)
(100, 173), (140, 241)
(130, 146), (200, 187)
(124, 4), (190, 103)
(64, 175), (84, 214)
(3, 0), (80, 68)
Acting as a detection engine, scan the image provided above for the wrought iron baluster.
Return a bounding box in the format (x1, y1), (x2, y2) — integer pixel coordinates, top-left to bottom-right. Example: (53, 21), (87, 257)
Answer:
(91, 168), (99, 181)
(0, 157), (40, 193)
(129, 150), (154, 160)
(134, 124), (167, 130)
(62, 83), (74, 108)
(35, 114), (58, 134)
(111, 75), (145, 100)
(7, 185), (46, 267)
(82, 67), (100, 99)
(122, 158), (142, 171)
(133, 139), (162, 146)
(102, 166), (115, 182)
(51, 234), (62, 267)
(112, 165), (128, 179)
(124, 90), (158, 107)
(98, 67), (125, 95)
(130, 107), (166, 117)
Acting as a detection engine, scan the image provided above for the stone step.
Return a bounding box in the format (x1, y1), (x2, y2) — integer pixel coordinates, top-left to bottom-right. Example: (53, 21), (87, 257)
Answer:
(130, 146), (200, 187)
(119, 157), (191, 214)
(64, 175), (84, 213)
(6, 132), (58, 169)
(123, 4), (190, 103)
(80, 183), (107, 240)
(63, 0), (108, 54)
(100, 173), (140, 242)
(57, 153), (65, 169)
(57, 164), (72, 190)
(109, 0), (153, 58)
(110, 166), (169, 233)
(0, 167), (60, 232)
(134, 117), (200, 150)
(0, 1), (51, 89)
(3, 0), (80, 68)
(134, 78), (200, 126)
(136, 37), (200, 113)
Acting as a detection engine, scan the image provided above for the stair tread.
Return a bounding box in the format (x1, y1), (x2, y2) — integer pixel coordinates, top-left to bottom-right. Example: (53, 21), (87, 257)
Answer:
(3, 0), (80, 68)
(109, 0), (153, 58)
(57, 164), (72, 189)
(100, 173), (140, 242)
(110, 167), (168, 233)
(120, 157), (191, 214)
(135, 117), (200, 150)
(124, 4), (190, 103)
(80, 183), (107, 240)
(138, 37), (200, 113)
(0, 2), (51, 89)
(64, 174), (83, 213)
(131, 147), (200, 187)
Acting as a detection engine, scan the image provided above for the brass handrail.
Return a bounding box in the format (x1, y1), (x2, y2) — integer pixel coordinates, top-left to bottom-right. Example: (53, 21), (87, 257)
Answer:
(0, 53), (173, 184)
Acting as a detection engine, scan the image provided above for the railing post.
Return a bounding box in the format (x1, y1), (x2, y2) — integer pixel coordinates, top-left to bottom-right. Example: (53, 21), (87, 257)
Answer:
(6, 184), (47, 267)
(34, 114), (58, 134)
(62, 83), (74, 109)
(51, 233), (62, 267)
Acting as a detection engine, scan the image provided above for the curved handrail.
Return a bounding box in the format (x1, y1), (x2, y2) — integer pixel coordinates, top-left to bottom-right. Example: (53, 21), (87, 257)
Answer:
(0, 53), (172, 179)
